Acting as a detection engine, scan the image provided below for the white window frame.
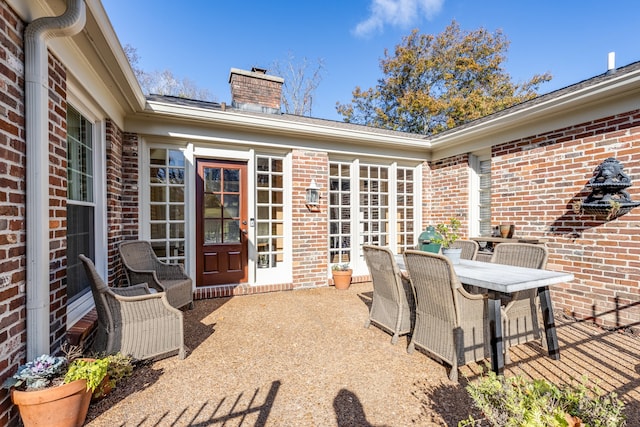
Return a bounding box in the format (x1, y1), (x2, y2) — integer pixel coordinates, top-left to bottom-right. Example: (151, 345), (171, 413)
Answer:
(254, 153), (291, 284)
(469, 152), (491, 238)
(328, 159), (421, 277)
(66, 100), (106, 328)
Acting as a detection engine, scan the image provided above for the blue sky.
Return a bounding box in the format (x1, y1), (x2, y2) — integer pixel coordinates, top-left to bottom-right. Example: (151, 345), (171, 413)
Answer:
(102, 0), (639, 121)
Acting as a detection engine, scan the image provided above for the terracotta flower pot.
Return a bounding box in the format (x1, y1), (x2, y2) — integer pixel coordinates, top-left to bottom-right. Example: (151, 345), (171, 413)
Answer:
(499, 224), (512, 238)
(11, 379), (91, 427)
(332, 269), (352, 290)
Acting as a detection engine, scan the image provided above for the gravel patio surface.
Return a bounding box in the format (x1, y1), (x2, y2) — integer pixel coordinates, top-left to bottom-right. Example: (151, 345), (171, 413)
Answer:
(86, 281), (640, 426)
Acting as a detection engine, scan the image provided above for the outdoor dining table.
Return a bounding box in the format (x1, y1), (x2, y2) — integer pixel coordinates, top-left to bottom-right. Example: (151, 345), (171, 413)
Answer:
(395, 255), (575, 374)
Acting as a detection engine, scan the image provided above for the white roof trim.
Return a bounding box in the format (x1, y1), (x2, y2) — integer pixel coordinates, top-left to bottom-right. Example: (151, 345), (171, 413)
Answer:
(144, 99), (431, 149)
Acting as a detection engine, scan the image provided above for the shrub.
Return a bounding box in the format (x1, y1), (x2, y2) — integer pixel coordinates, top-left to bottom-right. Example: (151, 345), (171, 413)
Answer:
(459, 372), (626, 427)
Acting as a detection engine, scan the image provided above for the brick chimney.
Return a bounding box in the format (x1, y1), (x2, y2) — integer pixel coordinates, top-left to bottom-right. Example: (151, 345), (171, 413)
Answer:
(229, 67), (284, 114)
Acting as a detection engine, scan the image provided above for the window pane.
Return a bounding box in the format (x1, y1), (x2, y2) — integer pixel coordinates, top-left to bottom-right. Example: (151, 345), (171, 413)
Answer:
(328, 162), (353, 265)
(150, 186), (166, 202)
(150, 205), (166, 220)
(224, 195), (240, 218)
(255, 155), (286, 270)
(224, 220), (240, 243)
(151, 223), (166, 239)
(271, 159), (283, 172)
(169, 187), (184, 203)
(170, 223), (184, 239)
(168, 168), (184, 184)
(66, 204), (94, 303)
(66, 106), (94, 302)
(204, 194), (222, 218)
(148, 149), (186, 263)
(204, 220), (222, 243)
(224, 169), (240, 192)
(168, 150), (185, 167)
(205, 168), (221, 192)
(170, 205), (184, 221)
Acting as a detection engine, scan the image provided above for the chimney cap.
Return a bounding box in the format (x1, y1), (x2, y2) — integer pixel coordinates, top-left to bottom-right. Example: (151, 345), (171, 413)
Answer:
(228, 68), (284, 83)
(251, 67), (267, 74)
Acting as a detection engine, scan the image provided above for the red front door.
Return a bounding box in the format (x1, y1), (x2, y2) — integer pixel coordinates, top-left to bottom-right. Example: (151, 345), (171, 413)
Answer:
(195, 159), (248, 286)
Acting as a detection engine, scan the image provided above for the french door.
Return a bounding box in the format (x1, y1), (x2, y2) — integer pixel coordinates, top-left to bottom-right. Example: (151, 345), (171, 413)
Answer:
(195, 159), (248, 285)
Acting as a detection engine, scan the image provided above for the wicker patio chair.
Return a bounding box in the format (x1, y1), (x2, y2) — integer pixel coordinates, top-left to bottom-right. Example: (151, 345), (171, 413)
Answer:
(491, 243), (549, 361)
(362, 245), (415, 344)
(403, 250), (490, 382)
(79, 255), (186, 360)
(450, 239), (479, 260)
(119, 240), (193, 310)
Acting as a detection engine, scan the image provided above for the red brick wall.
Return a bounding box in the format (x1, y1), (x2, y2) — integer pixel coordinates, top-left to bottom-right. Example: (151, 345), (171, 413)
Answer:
(106, 120), (124, 285)
(429, 154), (473, 235)
(0, 1), (25, 424)
(291, 150), (329, 287)
(430, 110), (640, 332)
(48, 53), (69, 351)
(110, 131), (140, 286)
(494, 111), (640, 331)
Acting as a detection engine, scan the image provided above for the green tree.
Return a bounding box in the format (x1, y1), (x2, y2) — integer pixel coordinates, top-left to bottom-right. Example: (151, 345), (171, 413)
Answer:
(336, 21), (552, 135)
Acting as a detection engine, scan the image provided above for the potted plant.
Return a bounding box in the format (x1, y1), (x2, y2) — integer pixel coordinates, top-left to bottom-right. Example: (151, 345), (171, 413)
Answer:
(433, 218), (462, 263)
(93, 353), (134, 400)
(3, 352), (110, 427)
(331, 263), (352, 290)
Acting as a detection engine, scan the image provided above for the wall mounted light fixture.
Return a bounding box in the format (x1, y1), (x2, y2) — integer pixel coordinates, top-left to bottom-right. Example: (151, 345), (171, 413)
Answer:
(306, 179), (320, 206)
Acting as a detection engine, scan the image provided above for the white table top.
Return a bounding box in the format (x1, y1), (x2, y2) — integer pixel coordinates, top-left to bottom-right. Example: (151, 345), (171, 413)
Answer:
(396, 256), (574, 294)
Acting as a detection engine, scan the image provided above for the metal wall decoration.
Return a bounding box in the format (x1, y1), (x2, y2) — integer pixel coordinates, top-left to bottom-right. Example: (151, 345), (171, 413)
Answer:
(581, 157), (640, 219)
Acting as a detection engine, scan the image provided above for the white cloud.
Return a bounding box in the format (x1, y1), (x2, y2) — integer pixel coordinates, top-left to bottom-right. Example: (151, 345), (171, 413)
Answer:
(353, 0), (444, 37)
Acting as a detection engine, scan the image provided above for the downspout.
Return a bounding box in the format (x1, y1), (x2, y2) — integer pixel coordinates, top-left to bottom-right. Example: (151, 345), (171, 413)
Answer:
(25, 0), (86, 360)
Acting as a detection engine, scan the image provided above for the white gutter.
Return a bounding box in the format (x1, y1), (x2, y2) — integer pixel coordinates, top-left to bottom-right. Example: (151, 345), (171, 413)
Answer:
(144, 100), (430, 149)
(25, 0), (85, 359)
(428, 66), (640, 159)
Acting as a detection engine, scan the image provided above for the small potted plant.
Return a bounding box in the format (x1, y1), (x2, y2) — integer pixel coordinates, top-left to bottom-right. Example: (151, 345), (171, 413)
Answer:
(3, 353), (108, 427)
(433, 218), (462, 263)
(331, 263), (352, 290)
(94, 353), (134, 400)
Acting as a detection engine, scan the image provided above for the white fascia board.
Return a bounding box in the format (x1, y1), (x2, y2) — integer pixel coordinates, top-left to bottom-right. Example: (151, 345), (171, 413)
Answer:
(429, 70), (640, 161)
(127, 115), (430, 163)
(144, 100), (431, 150)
